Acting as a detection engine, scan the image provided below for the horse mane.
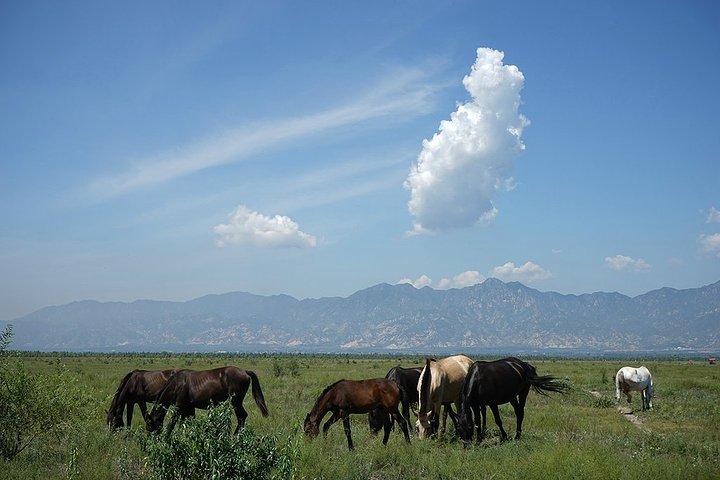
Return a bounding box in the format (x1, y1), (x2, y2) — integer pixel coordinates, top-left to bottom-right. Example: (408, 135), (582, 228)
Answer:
(309, 379), (345, 415)
(109, 370), (136, 411)
(418, 358), (433, 415)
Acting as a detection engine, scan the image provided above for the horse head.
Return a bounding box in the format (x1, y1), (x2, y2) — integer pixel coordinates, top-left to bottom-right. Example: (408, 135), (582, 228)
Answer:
(455, 408), (473, 443)
(367, 408), (385, 435)
(415, 411), (434, 440)
(303, 413), (319, 438)
(145, 406), (167, 433)
(106, 408), (124, 431)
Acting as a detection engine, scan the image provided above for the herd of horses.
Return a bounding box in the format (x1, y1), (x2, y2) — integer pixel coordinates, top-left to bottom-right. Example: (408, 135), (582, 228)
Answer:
(106, 356), (654, 451)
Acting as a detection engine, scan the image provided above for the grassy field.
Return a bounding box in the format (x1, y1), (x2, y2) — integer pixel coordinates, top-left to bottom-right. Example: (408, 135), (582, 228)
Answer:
(2, 353), (719, 479)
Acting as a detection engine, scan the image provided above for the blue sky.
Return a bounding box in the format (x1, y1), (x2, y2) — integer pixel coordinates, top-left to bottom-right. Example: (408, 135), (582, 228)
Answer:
(1, 1), (719, 320)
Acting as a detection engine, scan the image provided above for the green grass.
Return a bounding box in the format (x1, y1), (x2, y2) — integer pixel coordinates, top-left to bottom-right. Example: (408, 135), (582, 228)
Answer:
(2, 354), (719, 479)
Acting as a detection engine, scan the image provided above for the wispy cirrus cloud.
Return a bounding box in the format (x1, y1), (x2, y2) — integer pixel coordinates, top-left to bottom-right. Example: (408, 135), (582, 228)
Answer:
(88, 68), (442, 199)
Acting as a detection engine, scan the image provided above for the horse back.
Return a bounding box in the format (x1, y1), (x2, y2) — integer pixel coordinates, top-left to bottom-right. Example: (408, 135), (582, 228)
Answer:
(427, 355), (473, 404)
(334, 379), (400, 413)
(465, 358), (529, 403)
(386, 366), (422, 403)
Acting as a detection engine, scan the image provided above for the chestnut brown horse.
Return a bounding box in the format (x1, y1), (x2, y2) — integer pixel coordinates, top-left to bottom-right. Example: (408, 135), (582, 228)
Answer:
(304, 379), (411, 450)
(106, 369), (179, 430)
(145, 366), (269, 434)
(456, 357), (568, 443)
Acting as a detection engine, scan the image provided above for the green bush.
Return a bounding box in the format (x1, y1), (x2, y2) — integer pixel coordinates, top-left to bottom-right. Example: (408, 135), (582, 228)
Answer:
(134, 400), (296, 480)
(0, 325), (91, 460)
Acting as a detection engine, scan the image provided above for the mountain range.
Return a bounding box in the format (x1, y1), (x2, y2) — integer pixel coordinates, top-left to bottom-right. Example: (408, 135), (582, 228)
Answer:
(3, 278), (719, 354)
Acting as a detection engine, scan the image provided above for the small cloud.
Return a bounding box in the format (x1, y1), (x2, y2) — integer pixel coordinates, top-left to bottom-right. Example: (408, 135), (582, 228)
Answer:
(437, 270), (485, 289)
(698, 233), (720, 257)
(604, 254), (651, 272)
(706, 207), (720, 224)
(489, 261), (552, 283)
(397, 275), (433, 289)
(667, 257), (684, 267)
(213, 205), (317, 248)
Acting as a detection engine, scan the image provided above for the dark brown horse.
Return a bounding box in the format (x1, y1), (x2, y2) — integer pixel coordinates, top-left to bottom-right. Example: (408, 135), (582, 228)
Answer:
(456, 357), (568, 443)
(106, 369), (179, 430)
(145, 366), (269, 434)
(304, 379), (411, 450)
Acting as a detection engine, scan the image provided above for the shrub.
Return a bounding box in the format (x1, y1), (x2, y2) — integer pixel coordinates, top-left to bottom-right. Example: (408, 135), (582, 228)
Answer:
(0, 325), (91, 460)
(135, 400), (296, 480)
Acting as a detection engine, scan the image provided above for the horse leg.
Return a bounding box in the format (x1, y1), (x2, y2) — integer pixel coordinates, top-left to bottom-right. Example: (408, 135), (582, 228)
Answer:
(322, 411), (340, 437)
(126, 401), (134, 429)
(138, 401), (149, 425)
(513, 387), (529, 440)
(440, 407), (447, 436)
(470, 405), (482, 442)
(382, 410), (392, 445)
(510, 398), (524, 440)
(479, 404), (487, 441)
(489, 404), (508, 441)
(392, 411), (411, 444)
(446, 403), (459, 430)
(342, 414), (354, 451)
(402, 399), (412, 433)
(234, 404), (248, 434)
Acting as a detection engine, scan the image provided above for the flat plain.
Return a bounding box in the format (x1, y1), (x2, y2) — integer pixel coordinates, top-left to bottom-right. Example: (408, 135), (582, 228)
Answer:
(3, 353), (719, 479)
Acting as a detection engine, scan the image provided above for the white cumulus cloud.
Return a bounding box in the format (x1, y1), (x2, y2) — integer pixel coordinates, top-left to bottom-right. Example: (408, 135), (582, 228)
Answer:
(699, 233), (720, 257)
(490, 261), (552, 283)
(437, 270), (485, 289)
(213, 205), (317, 248)
(397, 275), (433, 289)
(404, 47), (528, 234)
(604, 255), (651, 272)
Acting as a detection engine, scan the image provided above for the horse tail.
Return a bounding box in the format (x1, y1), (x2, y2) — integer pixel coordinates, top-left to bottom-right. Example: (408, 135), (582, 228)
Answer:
(247, 370), (269, 417)
(528, 373), (568, 396)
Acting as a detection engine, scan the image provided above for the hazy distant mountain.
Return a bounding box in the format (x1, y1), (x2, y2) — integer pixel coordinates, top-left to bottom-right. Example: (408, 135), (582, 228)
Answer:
(3, 279), (719, 353)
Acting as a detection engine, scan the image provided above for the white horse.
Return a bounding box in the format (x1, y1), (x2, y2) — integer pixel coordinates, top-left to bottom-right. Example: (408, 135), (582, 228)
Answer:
(615, 366), (653, 410)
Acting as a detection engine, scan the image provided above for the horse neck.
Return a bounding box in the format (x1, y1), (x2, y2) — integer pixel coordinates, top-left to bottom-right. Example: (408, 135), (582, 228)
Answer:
(308, 390), (332, 422)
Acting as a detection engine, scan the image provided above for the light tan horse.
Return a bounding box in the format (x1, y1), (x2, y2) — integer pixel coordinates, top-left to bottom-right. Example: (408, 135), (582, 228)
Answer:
(416, 354), (474, 439)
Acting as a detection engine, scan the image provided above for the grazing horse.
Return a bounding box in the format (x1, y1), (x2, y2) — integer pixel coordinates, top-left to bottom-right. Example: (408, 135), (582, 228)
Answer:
(456, 357), (568, 443)
(615, 366), (653, 410)
(368, 366), (422, 434)
(304, 379), (411, 450)
(145, 366), (269, 434)
(416, 355), (474, 439)
(106, 369), (179, 430)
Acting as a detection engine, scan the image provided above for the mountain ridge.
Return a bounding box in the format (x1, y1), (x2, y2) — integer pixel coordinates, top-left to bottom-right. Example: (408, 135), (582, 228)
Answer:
(3, 279), (719, 353)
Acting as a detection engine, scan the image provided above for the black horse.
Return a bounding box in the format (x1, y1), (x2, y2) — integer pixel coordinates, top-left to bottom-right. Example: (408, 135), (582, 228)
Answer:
(368, 366), (422, 434)
(106, 369), (179, 430)
(145, 366), (269, 434)
(456, 357), (567, 443)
